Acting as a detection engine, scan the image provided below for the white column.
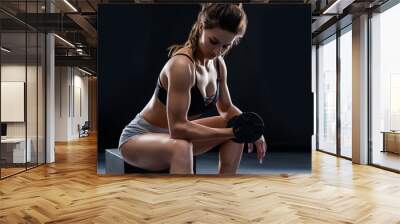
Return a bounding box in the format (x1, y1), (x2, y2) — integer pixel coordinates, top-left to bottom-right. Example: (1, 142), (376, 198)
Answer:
(46, 0), (55, 163)
(352, 14), (369, 164)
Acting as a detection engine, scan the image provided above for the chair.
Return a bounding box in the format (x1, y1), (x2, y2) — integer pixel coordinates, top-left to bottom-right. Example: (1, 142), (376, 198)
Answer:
(78, 121), (90, 138)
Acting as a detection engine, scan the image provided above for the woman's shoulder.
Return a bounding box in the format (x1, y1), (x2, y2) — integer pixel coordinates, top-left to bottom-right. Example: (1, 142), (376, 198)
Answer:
(165, 53), (196, 85)
(167, 53), (195, 72)
(171, 47), (195, 63)
(168, 46), (194, 62)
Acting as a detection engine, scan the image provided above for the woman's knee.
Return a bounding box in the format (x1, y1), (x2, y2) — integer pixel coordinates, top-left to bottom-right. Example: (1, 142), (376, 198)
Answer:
(170, 139), (193, 158)
(119, 141), (142, 164)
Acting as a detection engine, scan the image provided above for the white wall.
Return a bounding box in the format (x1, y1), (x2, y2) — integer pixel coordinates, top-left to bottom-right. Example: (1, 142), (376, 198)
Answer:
(1, 66), (26, 137)
(72, 73), (89, 138)
(55, 67), (69, 141)
(1, 65), (41, 137)
(1, 63), (46, 163)
(55, 67), (89, 141)
(1, 65), (27, 140)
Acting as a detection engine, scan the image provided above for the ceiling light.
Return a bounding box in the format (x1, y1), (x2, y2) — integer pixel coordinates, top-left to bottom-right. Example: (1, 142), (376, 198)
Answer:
(78, 67), (92, 76)
(54, 34), (75, 48)
(63, 0), (78, 12)
(1, 47), (11, 53)
(323, 0), (342, 14)
(322, 0), (354, 15)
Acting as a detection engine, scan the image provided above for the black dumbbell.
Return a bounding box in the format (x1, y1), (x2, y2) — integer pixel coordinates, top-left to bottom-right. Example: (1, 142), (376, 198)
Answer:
(226, 112), (264, 143)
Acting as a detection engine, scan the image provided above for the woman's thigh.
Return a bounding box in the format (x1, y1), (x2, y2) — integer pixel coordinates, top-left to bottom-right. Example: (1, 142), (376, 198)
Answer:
(120, 133), (191, 171)
(120, 115), (230, 169)
(191, 115), (230, 155)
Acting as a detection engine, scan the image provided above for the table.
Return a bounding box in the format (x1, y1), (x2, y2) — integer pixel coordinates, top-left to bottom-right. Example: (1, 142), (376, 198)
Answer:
(381, 131), (400, 154)
(1, 138), (32, 163)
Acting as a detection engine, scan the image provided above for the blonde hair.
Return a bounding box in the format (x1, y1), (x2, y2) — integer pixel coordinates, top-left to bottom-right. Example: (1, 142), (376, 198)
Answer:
(168, 3), (248, 58)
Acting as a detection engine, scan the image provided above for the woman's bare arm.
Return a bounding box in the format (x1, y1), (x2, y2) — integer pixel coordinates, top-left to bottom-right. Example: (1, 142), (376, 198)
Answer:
(215, 57), (242, 120)
(166, 56), (234, 141)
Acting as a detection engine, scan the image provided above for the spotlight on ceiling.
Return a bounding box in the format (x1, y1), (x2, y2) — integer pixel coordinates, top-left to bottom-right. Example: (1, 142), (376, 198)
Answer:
(63, 0), (78, 12)
(54, 34), (75, 48)
(77, 67), (94, 76)
(1, 47), (11, 53)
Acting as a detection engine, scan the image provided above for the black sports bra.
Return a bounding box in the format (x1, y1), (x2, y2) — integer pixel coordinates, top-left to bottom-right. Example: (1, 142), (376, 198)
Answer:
(154, 53), (220, 117)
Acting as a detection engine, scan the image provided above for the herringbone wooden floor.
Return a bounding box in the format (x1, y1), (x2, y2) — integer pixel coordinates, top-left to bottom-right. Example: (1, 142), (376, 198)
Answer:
(1, 134), (400, 224)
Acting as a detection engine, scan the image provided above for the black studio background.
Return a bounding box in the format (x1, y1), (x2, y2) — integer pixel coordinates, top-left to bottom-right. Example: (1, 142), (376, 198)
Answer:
(98, 4), (312, 160)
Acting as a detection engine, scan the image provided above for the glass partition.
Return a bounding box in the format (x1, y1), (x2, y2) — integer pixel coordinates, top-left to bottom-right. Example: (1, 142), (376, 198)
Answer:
(370, 3), (400, 171)
(317, 35), (337, 155)
(339, 28), (352, 158)
(1, 31), (28, 177)
(0, 1), (46, 179)
(27, 30), (38, 169)
(38, 32), (45, 165)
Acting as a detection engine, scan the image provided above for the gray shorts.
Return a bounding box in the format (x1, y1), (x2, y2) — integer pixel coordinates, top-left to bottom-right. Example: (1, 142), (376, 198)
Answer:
(118, 113), (169, 150)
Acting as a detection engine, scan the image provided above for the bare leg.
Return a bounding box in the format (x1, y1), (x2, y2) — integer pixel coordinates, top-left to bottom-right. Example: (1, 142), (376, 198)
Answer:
(218, 141), (244, 174)
(169, 141), (194, 174)
(120, 115), (243, 175)
(191, 116), (244, 174)
(120, 133), (194, 174)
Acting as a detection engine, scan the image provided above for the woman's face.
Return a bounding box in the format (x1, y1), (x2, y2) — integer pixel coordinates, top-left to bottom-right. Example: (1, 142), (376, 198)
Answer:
(198, 27), (237, 59)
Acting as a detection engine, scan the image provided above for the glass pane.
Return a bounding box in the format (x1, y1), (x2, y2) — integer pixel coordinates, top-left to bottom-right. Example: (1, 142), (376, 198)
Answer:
(0, 1), (46, 178)
(318, 37), (337, 154)
(312, 46), (317, 150)
(27, 31), (38, 169)
(1, 31), (27, 177)
(26, 0), (38, 169)
(340, 29), (352, 158)
(371, 3), (400, 171)
(38, 32), (45, 165)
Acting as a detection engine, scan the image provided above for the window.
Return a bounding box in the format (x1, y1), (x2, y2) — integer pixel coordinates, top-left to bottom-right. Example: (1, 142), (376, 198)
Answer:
(370, 2), (400, 171)
(339, 28), (352, 158)
(318, 35), (337, 154)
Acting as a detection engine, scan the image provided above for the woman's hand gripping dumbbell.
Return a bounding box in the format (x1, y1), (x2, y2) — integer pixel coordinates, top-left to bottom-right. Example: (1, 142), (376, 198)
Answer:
(227, 112), (266, 164)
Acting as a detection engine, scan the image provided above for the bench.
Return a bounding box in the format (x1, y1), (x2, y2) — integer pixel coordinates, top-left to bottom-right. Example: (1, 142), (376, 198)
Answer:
(105, 149), (169, 174)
